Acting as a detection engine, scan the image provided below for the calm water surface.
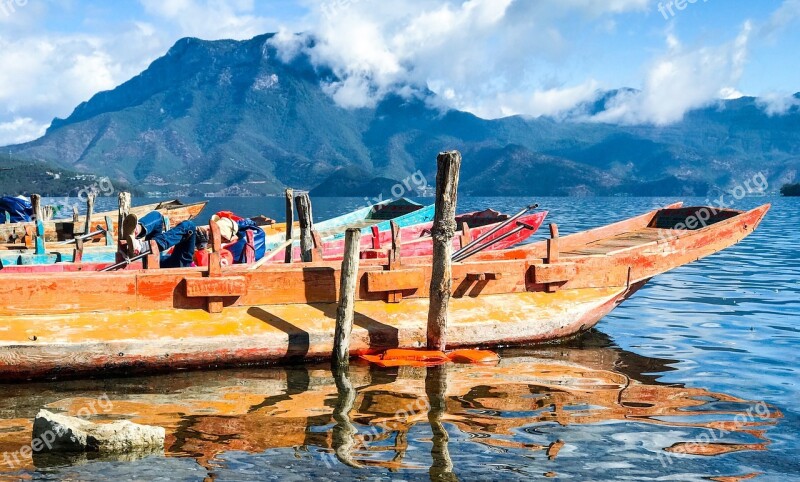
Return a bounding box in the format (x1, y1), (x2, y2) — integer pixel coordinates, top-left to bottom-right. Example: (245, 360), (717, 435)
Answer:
(1, 196), (797, 481)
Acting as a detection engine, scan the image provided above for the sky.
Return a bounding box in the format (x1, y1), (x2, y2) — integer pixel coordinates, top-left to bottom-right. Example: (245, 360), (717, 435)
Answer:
(0, 0), (798, 146)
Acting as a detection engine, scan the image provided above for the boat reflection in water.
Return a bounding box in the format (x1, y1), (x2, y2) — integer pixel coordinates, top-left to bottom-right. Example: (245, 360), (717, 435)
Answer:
(0, 332), (781, 480)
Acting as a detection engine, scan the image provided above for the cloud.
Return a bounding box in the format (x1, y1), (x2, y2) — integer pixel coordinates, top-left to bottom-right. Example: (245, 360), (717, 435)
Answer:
(0, 25), (164, 145)
(271, 0), (647, 115)
(139, 0), (276, 40)
(590, 22), (753, 125)
(757, 92), (800, 116)
(0, 0), (280, 146)
(0, 118), (48, 146)
(759, 0), (800, 40)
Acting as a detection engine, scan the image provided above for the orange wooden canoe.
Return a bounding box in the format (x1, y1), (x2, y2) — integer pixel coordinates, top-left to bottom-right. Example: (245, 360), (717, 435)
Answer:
(0, 202), (769, 381)
(0, 199), (207, 244)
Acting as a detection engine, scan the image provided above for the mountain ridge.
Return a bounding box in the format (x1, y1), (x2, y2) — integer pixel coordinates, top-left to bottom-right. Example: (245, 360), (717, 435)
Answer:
(5, 34), (800, 197)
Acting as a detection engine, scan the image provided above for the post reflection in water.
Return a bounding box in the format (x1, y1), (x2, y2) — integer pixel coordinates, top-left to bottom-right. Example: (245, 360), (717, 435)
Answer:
(425, 364), (457, 482)
(0, 331), (783, 480)
(331, 364), (362, 469)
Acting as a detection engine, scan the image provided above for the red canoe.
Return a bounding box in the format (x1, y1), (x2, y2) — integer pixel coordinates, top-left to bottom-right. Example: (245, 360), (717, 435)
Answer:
(271, 209), (548, 263)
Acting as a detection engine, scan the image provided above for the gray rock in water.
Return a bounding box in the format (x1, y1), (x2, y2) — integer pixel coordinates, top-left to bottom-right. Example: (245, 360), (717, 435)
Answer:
(32, 410), (165, 453)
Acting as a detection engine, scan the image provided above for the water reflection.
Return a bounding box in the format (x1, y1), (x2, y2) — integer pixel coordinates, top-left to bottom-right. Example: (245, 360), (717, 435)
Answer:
(0, 331), (782, 480)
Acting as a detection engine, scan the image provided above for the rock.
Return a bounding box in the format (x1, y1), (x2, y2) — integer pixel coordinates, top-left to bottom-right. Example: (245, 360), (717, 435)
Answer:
(32, 410), (165, 453)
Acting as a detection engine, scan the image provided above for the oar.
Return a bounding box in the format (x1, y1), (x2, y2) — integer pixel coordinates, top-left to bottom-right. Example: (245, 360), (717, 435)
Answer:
(249, 238), (295, 270)
(100, 249), (151, 272)
(452, 204), (538, 260)
(55, 227), (107, 245)
(453, 221), (537, 262)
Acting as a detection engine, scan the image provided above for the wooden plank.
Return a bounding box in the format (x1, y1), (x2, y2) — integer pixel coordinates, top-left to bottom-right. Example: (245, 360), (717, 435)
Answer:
(185, 277), (247, 297)
(367, 269), (424, 293)
(532, 263), (577, 284)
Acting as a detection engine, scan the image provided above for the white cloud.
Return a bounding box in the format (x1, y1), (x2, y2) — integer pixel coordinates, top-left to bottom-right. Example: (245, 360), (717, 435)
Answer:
(139, 0), (275, 40)
(591, 22), (753, 125)
(0, 118), (48, 146)
(271, 0), (648, 116)
(760, 0), (800, 40)
(757, 92), (800, 116)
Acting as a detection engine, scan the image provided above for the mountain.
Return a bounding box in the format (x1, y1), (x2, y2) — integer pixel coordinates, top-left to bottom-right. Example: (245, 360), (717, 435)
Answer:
(4, 33), (800, 197)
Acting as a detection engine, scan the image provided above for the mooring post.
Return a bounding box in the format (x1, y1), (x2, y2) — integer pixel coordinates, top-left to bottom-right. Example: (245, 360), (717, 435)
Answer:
(333, 228), (362, 367)
(84, 192), (95, 235)
(117, 192), (131, 239)
(284, 188), (294, 263)
(30, 194), (45, 255)
(545, 223), (560, 293)
(295, 192), (314, 262)
(31, 194), (41, 222)
(116, 192), (131, 263)
(72, 206), (79, 223)
(427, 151), (461, 351)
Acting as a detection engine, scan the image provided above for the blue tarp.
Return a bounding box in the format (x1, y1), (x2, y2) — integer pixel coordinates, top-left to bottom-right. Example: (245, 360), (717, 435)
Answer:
(0, 196), (33, 223)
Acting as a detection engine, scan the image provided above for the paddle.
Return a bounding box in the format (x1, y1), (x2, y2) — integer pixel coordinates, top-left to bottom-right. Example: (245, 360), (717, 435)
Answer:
(100, 249), (151, 272)
(452, 204), (538, 260)
(55, 226), (107, 245)
(453, 221), (538, 262)
(248, 238), (295, 270)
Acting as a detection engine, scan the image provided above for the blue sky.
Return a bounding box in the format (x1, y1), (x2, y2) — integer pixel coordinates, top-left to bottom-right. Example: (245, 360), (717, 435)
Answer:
(0, 0), (798, 145)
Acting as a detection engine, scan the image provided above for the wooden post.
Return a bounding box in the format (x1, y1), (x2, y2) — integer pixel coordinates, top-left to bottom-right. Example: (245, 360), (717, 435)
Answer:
(84, 192), (95, 235)
(104, 216), (114, 246)
(31, 194), (45, 255)
(245, 230), (256, 264)
(117, 192), (131, 239)
(427, 151), (461, 351)
(333, 228), (361, 367)
(31, 194), (42, 222)
(72, 206), (79, 223)
(207, 220), (224, 313)
(546, 223), (560, 293)
(458, 221), (472, 249)
(284, 188), (294, 263)
(73, 238), (84, 264)
(144, 240), (160, 270)
(295, 193), (314, 262)
(388, 220), (401, 270)
(116, 192), (131, 263)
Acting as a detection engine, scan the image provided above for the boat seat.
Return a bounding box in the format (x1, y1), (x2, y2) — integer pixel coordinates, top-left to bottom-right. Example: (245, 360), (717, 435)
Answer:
(562, 228), (668, 256)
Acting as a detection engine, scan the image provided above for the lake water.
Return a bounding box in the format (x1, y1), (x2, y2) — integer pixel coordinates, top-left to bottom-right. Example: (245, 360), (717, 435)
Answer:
(1, 196), (797, 481)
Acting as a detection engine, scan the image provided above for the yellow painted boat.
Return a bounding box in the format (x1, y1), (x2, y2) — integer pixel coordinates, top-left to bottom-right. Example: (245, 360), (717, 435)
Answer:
(0, 202), (769, 381)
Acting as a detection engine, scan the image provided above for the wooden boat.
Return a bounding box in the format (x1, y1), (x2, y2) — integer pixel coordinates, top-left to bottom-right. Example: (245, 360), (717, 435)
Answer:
(0, 336), (779, 474)
(0, 199), (207, 245)
(268, 209), (548, 263)
(0, 198), (428, 267)
(0, 202), (768, 381)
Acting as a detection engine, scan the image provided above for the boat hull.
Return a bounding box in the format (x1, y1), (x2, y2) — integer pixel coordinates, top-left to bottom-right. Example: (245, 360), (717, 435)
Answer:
(0, 202), (769, 381)
(0, 199), (206, 244)
(0, 286), (634, 381)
